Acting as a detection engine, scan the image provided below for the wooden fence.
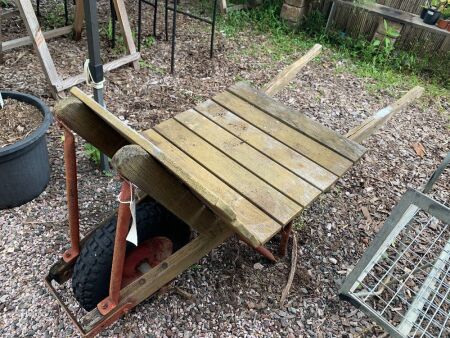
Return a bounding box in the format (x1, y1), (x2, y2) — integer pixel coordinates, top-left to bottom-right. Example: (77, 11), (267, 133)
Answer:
(311, 0), (449, 53)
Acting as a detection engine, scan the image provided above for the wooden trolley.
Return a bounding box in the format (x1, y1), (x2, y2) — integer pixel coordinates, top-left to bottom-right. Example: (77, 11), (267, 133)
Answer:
(46, 44), (423, 336)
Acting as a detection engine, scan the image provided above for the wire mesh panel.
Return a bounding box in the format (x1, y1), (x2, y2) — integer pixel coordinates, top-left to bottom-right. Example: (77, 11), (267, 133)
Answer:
(340, 189), (450, 338)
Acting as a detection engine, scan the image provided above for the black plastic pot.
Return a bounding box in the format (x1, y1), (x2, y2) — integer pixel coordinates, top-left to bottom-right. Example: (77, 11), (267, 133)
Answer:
(423, 8), (441, 25)
(0, 92), (52, 209)
(420, 7), (428, 19)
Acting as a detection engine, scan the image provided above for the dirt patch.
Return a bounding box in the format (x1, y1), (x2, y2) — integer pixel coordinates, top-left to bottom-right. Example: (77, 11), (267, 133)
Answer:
(0, 98), (43, 148)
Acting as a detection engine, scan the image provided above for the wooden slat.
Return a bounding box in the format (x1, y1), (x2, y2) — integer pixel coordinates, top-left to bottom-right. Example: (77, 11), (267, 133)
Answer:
(57, 52), (140, 91)
(112, 0), (140, 70)
(228, 82), (366, 162)
(154, 119), (302, 225)
(143, 129), (282, 245)
(15, 0), (61, 93)
(175, 110), (321, 206)
(195, 100), (338, 191)
(212, 91), (353, 176)
(2, 25), (72, 51)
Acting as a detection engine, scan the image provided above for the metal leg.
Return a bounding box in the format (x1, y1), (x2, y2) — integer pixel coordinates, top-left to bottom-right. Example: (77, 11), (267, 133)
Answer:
(164, 0), (169, 41)
(279, 221), (293, 257)
(60, 122), (80, 264)
(240, 236), (276, 262)
(153, 0), (158, 36)
(137, 0), (142, 51)
(210, 0), (217, 58)
(97, 181), (132, 315)
(64, 0), (69, 25)
(110, 0), (117, 49)
(170, 0), (177, 74)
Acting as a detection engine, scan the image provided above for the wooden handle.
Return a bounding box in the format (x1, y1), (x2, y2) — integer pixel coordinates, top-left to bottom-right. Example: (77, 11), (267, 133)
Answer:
(262, 44), (322, 97)
(345, 86), (424, 143)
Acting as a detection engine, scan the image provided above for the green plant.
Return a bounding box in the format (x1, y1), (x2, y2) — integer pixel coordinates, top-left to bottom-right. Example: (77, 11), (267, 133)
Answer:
(143, 36), (155, 48)
(43, 3), (66, 28)
(442, 6), (450, 18)
(84, 143), (101, 165)
(138, 60), (165, 74)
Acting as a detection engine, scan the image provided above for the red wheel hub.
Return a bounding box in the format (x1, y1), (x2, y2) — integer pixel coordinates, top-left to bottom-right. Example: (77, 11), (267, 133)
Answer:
(121, 236), (173, 286)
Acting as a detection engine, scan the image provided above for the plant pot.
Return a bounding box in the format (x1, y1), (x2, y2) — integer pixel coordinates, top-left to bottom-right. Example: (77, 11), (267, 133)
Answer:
(0, 91), (52, 209)
(423, 8), (441, 25)
(420, 7), (428, 19)
(437, 18), (449, 29)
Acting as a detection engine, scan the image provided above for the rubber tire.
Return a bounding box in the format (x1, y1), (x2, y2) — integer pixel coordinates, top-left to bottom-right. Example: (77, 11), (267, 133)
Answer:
(72, 199), (191, 311)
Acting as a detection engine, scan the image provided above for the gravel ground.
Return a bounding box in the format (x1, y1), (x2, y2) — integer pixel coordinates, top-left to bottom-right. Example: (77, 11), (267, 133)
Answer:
(1, 0), (449, 337)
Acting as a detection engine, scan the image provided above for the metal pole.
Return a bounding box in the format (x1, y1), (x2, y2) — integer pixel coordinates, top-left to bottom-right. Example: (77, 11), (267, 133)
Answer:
(210, 0), (217, 59)
(83, 0), (110, 172)
(170, 0), (177, 74)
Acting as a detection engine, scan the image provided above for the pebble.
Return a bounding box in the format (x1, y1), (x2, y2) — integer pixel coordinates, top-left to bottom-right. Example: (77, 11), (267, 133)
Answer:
(253, 263), (264, 270)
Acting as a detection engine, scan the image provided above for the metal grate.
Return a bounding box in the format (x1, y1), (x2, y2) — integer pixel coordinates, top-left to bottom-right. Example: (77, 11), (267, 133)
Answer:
(340, 189), (450, 338)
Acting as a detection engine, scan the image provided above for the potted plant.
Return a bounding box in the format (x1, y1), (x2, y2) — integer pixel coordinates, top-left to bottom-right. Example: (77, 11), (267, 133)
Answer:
(438, 6), (450, 29)
(0, 91), (52, 209)
(423, 0), (444, 25)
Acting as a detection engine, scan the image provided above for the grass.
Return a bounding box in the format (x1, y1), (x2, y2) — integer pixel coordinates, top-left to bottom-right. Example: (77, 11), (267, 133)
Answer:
(218, 0), (450, 99)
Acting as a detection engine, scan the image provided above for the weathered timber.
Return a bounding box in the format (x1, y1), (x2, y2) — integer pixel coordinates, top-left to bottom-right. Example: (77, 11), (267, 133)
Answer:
(228, 82), (366, 162)
(345, 86), (424, 143)
(262, 44), (322, 96)
(195, 100), (338, 191)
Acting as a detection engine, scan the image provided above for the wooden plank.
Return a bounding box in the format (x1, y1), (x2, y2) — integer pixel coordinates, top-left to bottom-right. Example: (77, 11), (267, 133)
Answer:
(2, 25), (72, 51)
(112, 145), (223, 235)
(262, 44), (322, 97)
(143, 129), (283, 245)
(55, 97), (130, 158)
(112, 0), (140, 70)
(154, 119), (302, 224)
(212, 91), (353, 176)
(345, 86), (424, 143)
(15, 0), (61, 93)
(57, 52), (140, 91)
(195, 99), (338, 191)
(228, 82), (366, 162)
(333, 0), (450, 37)
(175, 109), (321, 206)
(73, 0), (84, 41)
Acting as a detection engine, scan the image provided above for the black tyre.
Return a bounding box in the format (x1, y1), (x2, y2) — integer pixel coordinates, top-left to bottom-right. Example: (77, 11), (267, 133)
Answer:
(72, 199), (191, 311)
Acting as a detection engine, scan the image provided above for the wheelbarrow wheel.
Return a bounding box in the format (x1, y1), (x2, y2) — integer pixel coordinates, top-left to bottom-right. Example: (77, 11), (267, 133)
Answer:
(72, 199), (191, 311)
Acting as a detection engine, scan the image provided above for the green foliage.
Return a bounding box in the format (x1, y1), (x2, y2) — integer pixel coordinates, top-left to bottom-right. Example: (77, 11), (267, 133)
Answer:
(1, 0), (10, 8)
(138, 60), (165, 74)
(43, 3), (66, 28)
(84, 143), (101, 165)
(218, 2), (449, 96)
(143, 36), (155, 48)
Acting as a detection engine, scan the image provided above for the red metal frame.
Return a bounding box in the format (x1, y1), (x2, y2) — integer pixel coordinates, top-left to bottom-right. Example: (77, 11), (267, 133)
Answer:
(279, 221), (293, 257)
(59, 120), (81, 263)
(97, 181), (132, 315)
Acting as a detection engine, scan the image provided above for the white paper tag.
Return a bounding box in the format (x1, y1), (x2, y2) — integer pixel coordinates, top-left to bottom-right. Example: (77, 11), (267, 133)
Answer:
(126, 194), (138, 246)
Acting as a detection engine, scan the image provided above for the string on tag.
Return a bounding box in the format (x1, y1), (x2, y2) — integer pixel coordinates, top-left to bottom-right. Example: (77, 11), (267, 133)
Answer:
(117, 182), (139, 246)
(83, 59), (105, 90)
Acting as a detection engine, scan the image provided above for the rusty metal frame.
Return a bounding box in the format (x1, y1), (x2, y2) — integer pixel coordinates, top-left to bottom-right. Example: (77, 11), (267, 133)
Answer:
(59, 120), (81, 263)
(97, 181), (132, 315)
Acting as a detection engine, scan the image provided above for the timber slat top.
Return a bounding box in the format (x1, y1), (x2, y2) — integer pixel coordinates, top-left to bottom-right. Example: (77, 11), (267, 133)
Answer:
(73, 83), (366, 246)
